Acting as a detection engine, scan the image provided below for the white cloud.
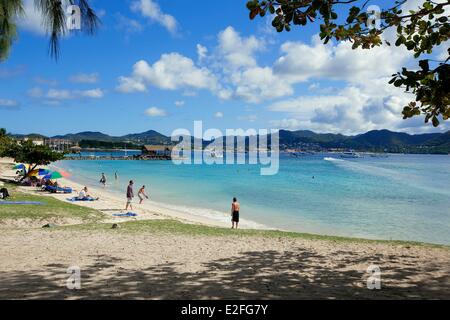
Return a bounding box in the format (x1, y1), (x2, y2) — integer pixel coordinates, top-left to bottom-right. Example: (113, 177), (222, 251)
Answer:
(199, 26), (283, 103)
(267, 79), (438, 135)
(115, 14), (144, 34)
(114, 25), (445, 133)
(145, 107), (167, 117)
(117, 53), (218, 93)
(116, 76), (147, 93)
(0, 99), (19, 108)
(131, 0), (178, 34)
(16, 0), (46, 35)
(436, 42), (449, 61)
(214, 112), (223, 118)
(217, 26), (264, 70)
(27, 87), (44, 98)
(175, 100), (185, 107)
(47, 89), (73, 100)
(232, 67), (293, 103)
(197, 44), (208, 62)
(77, 89), (104, 98)
(45, 88), (104, 100)
(35, 77), (57, 86)
(0, 66), (26, 78)
(274, 36), (409, 83)
(70, 73), (100, 84)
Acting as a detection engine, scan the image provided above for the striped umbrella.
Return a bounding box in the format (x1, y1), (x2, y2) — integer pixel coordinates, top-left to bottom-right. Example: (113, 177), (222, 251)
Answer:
(29, 169), (50, 176)
(58, 169), (71, 178)
(43, 172), (64, 180)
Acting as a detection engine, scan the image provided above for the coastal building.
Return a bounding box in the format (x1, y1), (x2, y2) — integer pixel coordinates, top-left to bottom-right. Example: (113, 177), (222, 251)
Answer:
(141, 145), (173, 159)
(44, 138), (73, 152)
(23, 137), (45, 146)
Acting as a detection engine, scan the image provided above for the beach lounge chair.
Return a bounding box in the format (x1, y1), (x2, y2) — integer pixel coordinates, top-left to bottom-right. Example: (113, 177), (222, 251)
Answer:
(113, 212), (138, 217)
(45, 185), (73, 194)
(67, 197), (97, 202)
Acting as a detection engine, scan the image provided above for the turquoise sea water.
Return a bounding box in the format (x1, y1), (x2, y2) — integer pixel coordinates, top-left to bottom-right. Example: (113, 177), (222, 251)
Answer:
(55, 153), (450, 245)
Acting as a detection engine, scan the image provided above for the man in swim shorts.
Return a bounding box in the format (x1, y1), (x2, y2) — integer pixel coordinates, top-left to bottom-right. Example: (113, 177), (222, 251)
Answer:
(231, 197), (240, 229)
(126, 180), (134, 211)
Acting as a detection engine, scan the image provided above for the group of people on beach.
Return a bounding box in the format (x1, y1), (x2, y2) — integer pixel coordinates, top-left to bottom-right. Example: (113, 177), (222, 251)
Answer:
(125, 180), (149, 211)
(93, 172), (241, 228)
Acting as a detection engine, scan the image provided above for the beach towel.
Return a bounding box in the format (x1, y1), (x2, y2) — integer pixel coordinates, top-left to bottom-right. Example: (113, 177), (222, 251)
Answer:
(0, 201), (45, 205)
(45, 186), (73, 194)
(113, 212), (138, 217)
(67, 197), (97, 202)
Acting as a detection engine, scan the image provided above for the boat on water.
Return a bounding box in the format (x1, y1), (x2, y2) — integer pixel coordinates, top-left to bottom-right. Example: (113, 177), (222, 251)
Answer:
(340, 151), (362, 159)
(210, 149), (224, 159)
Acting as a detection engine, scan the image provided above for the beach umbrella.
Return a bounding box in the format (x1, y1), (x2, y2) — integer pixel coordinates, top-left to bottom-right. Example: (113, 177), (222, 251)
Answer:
(13, 164), (25, 170)
(58, 169), (71, 178)
(29, 169), (50, 176)
(43, 172), (64, 180)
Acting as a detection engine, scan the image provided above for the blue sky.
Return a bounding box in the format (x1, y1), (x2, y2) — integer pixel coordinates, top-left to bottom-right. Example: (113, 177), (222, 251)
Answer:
(0, 0), (448, 137)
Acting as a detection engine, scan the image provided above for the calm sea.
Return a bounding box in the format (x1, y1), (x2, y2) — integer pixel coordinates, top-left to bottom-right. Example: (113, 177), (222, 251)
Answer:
(55, 153), (450, 245)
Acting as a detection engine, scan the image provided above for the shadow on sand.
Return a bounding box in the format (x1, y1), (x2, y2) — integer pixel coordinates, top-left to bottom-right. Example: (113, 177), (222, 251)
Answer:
(0, 249), (449, 300)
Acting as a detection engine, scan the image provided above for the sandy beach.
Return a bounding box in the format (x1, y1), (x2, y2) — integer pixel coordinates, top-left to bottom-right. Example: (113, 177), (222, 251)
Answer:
(0, 157), (449, 299)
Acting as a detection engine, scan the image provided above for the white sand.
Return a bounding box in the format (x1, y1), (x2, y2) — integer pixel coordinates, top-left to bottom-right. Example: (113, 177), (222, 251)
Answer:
(1, 157), (449, 300)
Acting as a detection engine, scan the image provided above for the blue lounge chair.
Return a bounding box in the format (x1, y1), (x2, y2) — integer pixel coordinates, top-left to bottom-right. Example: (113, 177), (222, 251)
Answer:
(45, 186), (73, 194)
(67, 197), (97, 202)
(113, 212), (138, 217)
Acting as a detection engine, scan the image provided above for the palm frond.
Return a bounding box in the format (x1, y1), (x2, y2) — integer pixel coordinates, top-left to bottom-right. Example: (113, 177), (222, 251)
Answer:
(78, 0), (100, 34)
(0, 0), (24, 61)
(35, 0), (66, 60)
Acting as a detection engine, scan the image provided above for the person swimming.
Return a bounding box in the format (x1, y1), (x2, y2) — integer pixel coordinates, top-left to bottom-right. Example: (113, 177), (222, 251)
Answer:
(231, 197), (240, 229)
(100, 173), (106, 187)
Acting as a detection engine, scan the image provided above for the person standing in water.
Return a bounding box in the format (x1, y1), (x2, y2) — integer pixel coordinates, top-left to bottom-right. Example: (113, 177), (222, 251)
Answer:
(231, 197), (240, 229)
(100, 173), (106, 187)
(138, 185), (149, 204)
(115, 171), (118, 181)
(125, 180), (134, 211)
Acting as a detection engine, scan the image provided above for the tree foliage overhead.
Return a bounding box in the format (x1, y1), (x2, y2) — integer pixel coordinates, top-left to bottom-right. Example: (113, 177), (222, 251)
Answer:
(0, 0), (100, 60)
(3, 139), (64, 176)
(246, 0), (450, 127)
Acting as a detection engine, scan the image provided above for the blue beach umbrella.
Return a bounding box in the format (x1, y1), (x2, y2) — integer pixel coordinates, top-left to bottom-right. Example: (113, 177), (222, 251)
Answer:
(43, 172), (64, 180)
(38, 169), (50, 176)
(29, 169), (50, 176)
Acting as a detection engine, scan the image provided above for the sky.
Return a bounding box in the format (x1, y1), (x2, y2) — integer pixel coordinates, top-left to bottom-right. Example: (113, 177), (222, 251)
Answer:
(0, 0), (448, 137)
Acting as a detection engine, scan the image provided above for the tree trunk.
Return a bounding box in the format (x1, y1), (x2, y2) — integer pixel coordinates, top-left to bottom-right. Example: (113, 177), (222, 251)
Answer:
(18, 164), (37, 183)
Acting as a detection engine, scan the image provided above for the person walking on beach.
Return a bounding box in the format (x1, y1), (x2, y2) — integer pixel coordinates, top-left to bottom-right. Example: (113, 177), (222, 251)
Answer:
(125, 180), (134, 211)
(100, 173), (106, 187)
(231, 197), (240, 229)
(138, 185), (149, 204)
